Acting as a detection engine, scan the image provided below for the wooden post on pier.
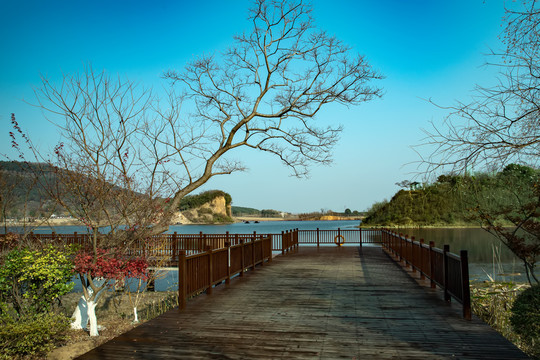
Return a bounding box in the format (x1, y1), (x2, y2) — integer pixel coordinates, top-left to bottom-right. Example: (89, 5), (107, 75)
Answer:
(461, 250), (471, 320)
(443, 245), (451, 302)
(178, 250), (187, 310)
(206, 245), (213, 295)
(429, 241), (436, 289)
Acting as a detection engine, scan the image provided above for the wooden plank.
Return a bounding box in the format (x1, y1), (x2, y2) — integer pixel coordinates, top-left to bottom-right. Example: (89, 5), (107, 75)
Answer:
(77, 246), (528, 359)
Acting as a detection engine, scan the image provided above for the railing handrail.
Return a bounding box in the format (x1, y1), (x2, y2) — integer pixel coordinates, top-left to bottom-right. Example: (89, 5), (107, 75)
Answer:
(178, 235), (274, 309)
(0, 228), (384, 258)
(1, 228), (473, 319)
(381, 229), (471, 320)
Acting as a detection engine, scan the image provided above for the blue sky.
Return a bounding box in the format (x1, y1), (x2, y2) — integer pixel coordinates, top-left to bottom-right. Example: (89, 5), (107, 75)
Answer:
(0, 0), (508, 213)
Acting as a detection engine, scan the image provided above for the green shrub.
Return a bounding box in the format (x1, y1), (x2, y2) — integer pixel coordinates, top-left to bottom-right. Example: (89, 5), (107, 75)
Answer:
(0, 312), (70, 359)
(0, 245), (74, 317)
(511, 285), (540, 357)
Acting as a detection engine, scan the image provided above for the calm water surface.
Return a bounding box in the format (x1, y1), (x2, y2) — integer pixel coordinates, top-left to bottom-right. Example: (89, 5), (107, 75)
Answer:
(25, 219), (360, 235)
(397, 227), (526, 282)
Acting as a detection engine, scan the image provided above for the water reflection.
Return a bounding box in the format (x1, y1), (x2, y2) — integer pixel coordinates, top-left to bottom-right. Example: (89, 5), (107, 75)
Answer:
(398, 228), (527, 282)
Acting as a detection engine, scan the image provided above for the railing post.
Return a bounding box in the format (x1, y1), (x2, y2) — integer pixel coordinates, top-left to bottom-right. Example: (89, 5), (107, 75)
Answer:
(403, 234), (408, 265)
(429, 241), (436, 289)
(399, 233), (403, 262)
(411, 237), (416, 273)
(251, 233), (256, 270)
(199, 231), (203, 252)
(443, 244), (451, 302)
(178, 250), (187, 310)
(359, 228), (362, 248)
(206, 245), (213, 295)
(268, 235), (273, 263)
(240, 238), (245, 277)
(419, 239), (425, 280)
(225, 241), (231, 285)
(317, 228), (320, 248)
(172, 232), (178, 264)
(259, 234), (264, 267)
(295, 229), (299, 251)
(461, 250), (471, 320)
(281, 231), (285, 255)
(393, 231), (397, 256)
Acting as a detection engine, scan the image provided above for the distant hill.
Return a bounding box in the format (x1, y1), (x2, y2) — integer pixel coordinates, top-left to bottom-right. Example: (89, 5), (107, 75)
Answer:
(0, 161), (58, 219)
(231, 206), (260, 216)
(361, 164), (539, 227)
(0, 162), (237, 225)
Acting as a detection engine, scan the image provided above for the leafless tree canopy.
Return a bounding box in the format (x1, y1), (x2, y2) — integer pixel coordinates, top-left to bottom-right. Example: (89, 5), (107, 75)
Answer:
(30, 0), (382, 236)
(417, 1), (540, 175)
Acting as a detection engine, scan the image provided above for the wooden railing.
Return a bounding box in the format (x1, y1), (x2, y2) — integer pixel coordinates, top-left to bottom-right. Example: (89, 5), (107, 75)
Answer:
(381, 230), (471, 320)
(178, 236), (273, 309)
(1, 228), (383, 260)
(1, 231), (279, 266)
(296, 228), (381, 246)
(281, 229), (299, 254)
(2, 228), (472, 318)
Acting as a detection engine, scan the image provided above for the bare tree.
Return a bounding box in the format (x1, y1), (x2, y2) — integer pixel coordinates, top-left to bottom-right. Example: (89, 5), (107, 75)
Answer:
(466, 165), (540, 285)
(31, 0), (382, 236)
(417, 1), (540, 174)
(11, 0), (382, 336)
(415, 1), (540, 286)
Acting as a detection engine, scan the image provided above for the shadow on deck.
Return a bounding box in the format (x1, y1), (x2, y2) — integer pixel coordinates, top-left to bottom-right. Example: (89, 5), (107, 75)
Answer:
(77, 246), (528, 359)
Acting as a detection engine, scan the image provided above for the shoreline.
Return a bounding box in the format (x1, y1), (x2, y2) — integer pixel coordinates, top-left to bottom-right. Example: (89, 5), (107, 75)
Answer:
(3, 216), (364, 228)
(359, 224), (483, 229)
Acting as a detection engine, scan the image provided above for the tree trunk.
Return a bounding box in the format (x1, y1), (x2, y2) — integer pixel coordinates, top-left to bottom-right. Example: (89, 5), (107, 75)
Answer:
(70, 295), (89, 330)
(87, 300), (99, 337)
(133, 307), (139, 324)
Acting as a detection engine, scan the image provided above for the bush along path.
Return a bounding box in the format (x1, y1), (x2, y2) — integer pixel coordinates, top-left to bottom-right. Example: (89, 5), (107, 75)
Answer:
(471, 282), (539, 358)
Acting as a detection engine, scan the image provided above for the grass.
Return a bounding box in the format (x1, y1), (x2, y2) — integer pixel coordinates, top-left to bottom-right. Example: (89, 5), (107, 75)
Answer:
(471, 281), (537, 358)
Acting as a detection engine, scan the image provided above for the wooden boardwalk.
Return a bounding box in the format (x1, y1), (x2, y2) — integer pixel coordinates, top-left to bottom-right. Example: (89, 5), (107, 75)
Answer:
(77, 246), (528, 359)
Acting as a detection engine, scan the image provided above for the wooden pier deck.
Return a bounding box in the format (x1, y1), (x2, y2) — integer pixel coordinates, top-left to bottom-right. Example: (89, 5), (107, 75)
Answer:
(77, 246), (528, 359)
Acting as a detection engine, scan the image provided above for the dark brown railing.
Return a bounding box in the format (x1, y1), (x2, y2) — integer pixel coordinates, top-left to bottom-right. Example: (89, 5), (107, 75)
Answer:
(178, 236), (273, 309)
(281, 229), (299, 254)
(1, 231), (281, 266)
(1, 228), (382, 260)
(296, 228), (381, 246)
(381, 230), (471, 320)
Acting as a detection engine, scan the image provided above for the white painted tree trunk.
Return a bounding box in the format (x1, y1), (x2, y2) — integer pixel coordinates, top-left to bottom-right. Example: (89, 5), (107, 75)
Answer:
(71, 295), (89, 330)
(71, 279), (105, 335)
(133, 307), (139, 323)
(87, 300), (99, 337)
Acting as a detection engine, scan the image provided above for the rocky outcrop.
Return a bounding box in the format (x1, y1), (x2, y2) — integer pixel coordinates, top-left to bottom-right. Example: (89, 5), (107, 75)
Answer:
(173, 195), (233, 224)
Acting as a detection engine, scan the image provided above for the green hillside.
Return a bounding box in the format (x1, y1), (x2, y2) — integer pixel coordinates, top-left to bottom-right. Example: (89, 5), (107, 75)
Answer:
(362, 164), (539, 227)
(231, 206), (260, 216)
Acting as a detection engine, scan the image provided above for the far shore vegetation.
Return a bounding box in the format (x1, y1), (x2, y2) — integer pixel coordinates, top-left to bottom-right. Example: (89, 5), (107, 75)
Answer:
(362, 164), (539, 229)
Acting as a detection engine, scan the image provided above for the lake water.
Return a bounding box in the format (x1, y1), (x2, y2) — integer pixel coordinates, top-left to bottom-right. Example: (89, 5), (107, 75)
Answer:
(394, 227), (525, 283)
(22, 219), (361, 235)
(10, 220), (529, 285)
